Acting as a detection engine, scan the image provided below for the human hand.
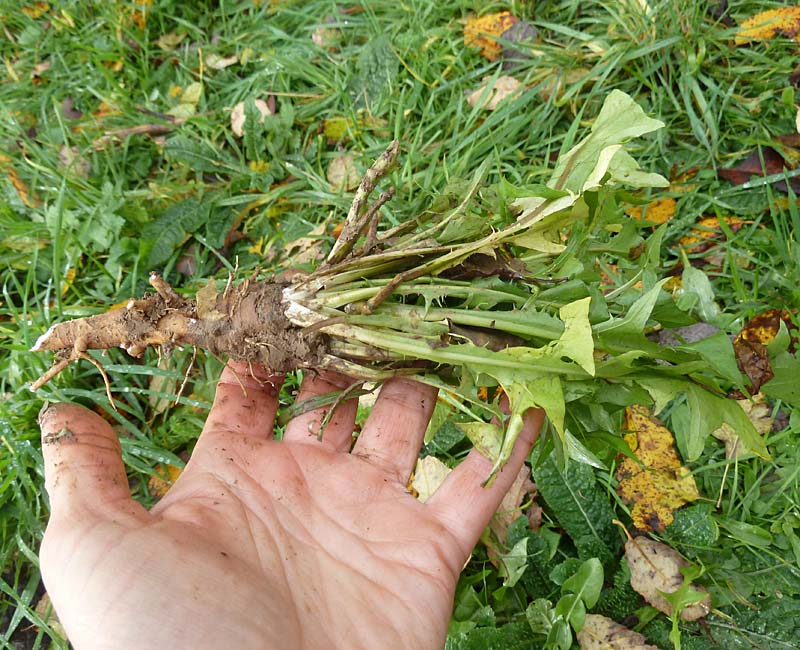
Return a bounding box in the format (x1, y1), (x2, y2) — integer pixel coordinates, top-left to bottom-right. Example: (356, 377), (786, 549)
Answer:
(39, 363), (542, 650)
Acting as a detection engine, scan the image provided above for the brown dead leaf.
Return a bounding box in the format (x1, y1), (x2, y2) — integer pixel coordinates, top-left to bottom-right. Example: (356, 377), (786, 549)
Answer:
(411, 455), (451, 502)
(678, 216), (746, 252)
(466, 75), (522, 111)
(327, 154), (360, 191)
(713, 393), (773, 459)
(490, 465), (535, 543)
(463, 11), (519, 61)
(58, 145), (90, 179)
(736, 309), (795, 346)
(148, 463), (184, 498)
(735, 6), (800, 44)
(230, 99), (273, 137)
(34, 592), (67, 641)
(731, 309), (795, 394)
(577, 614), (658, 650)
(718, 146), (800, 194)
(538, 68), (592, 102)
(616, 406), (700, 532)
(626, 537), (711, 620)
(626, 197), (676, 225)
(0, 153), (39, 208)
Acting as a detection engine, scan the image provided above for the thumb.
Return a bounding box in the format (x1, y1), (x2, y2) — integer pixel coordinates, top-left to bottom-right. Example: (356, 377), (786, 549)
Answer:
(39, 403), (134, 518)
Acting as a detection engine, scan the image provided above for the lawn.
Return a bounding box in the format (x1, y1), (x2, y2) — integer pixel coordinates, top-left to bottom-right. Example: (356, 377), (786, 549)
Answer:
(2, 1), (800, 648)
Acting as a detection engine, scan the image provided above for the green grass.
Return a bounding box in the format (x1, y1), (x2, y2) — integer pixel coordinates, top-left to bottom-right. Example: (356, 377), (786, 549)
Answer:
(2, 0), (800, 647)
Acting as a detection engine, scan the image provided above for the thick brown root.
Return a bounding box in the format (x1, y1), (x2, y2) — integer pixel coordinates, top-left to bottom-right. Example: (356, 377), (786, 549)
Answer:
(31, 277), (329, 390)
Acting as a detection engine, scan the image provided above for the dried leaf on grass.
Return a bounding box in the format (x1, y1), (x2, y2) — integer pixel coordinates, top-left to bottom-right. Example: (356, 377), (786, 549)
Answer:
(0, 153), (39, 208)
(625, 537), (711, 621)
(34, 592), (67, 641)
(327, 154), (360, 191)
(230, 99), (273, 137)
(678, 216), (746, 252)
(148, 463), (184, 498)
(625, 197), (676, 225)
(463, 11), (519, 61)
(712, 393), (773, 459)
(490, 465), (535, 543)
(411, 455), (451, 502)
(466, 75), (522, 111)
(22, 2), (49, 18)
(732, 309), (795, 394)
(735, 6), (800, 44)
(616, 406), (699, 532)
(577, 614), (657, 650)
(718, 146), (800, 193)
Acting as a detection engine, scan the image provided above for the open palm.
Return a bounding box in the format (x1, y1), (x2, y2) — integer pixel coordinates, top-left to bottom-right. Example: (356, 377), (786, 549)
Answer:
(39, 363), (541, 650)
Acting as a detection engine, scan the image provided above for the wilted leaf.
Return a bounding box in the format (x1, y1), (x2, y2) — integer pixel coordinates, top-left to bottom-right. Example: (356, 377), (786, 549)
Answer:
(678, 215), (746, 252)
(718, 146), (800, 193)
(616, 406), (700, 532)
(490, 464), (535, 543)
(466, 75), (522, 111)
(736, 309), (795, 346)
(411, 455), (451, 502)
(0, 154), (39, 207)
(625, 197), (676, 225)
(327, 154), (360, 191)
(34, 592), (67, 641)
(148, 463), (184, 498)
(499, 537), (528, 587)
(735, 6), (800, 44)
(712, 393), (773, 459)
(156, 31), (186, 51)
(58, 145), (90, 179)
(196, 280), (226, 320)
(625, 537), (710, 620)
(312, 17), (341, 49)
(732, 309), (794, 393)
(230, 99), (273, 137)
(205, 52), (238, 69)
(578, 614), (657, 650)
(463, 11), (519, 61)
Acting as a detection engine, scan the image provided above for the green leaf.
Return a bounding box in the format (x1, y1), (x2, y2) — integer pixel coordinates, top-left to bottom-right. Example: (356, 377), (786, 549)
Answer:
(678, 332), (743, 387)
(638, 378), (769, 461)
(445, 622), (536, 650)
(499, 537), (529, 588)
(562, 558), (604, 609)
(141, 198), (211, 267)
(547, 90), (667, 195)
(762, 351), (800, 406)
(710, 597), (800, 649)
(595, 279), (669, 340)
(663, 503), (719, 547)
(534, 455), (620, 564)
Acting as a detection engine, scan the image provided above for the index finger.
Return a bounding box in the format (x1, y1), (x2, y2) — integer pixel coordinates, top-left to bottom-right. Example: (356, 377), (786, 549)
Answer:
(427, 408), (543, 555)
(198, 361), (284, 445)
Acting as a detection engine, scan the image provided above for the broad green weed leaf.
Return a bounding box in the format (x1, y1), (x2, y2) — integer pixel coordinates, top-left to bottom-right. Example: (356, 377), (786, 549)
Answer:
(762, 351), (800, 406)
(535, 455), (619, 564)
(445, 622), (536, 650)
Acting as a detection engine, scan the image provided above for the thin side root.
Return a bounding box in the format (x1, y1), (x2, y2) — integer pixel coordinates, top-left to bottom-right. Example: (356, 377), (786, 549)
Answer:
(78, 352), (118, 412)
(30, 356), (76, 392)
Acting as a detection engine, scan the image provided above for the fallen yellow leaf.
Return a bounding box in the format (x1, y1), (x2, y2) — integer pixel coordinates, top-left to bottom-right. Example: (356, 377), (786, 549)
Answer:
(463, 11), (519, 61)
(678, 216), (746, 251)
(626, 197), (676, 225)
(22, 1), (49, 18)
(148, 463), (183, 498)
(616, 406), (700, 532)
(735, 6), (800, 44)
